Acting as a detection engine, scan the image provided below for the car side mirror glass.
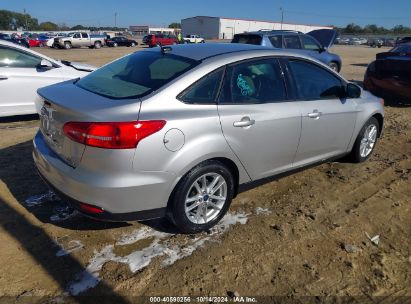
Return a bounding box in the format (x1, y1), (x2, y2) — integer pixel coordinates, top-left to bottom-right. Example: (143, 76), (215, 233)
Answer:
(39, 59), (53, 69)
(346, 83), (361, 98)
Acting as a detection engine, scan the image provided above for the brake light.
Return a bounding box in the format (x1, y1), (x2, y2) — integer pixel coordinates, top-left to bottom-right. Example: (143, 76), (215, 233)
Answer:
(379, 98), (384, 106)
(79, 203), (104, 214)
(63, 120), (166, 149)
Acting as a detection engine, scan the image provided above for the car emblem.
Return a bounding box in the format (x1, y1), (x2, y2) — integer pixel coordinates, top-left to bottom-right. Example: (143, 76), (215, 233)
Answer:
(40, 105), (56, 139)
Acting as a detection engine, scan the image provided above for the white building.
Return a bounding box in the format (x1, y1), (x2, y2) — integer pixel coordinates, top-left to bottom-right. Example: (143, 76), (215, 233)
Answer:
(181, 16), (333, 40)
(129, 25), (180, 36)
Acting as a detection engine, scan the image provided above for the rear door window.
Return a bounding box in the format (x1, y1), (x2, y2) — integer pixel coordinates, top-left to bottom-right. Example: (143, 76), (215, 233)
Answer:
(219, 58), (287, 104)
(269, 35), (282, 48)
(81, 33), (88, 38)
(76, 51), (198, 99)
(284, 35), (302, 49)
(231, 34), (262, 45)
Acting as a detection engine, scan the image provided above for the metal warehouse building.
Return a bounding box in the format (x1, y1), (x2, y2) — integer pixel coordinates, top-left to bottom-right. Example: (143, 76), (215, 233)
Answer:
(181, 16), (333, 39)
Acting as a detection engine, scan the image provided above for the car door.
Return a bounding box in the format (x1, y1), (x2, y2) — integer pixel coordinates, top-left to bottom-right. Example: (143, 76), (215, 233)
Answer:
(80, 33), (89, 47)
(71, 33), (81, 47)
(217, 58), (302, 180)
(0, 45), (65, 116)
(284, 58), (358, 166)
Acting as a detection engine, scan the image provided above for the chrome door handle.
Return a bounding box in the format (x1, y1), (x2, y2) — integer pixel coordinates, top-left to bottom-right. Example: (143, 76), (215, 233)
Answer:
(307, 110), (322, 119)
(0, 75), (8, 80)
(233, 117), (255, 128)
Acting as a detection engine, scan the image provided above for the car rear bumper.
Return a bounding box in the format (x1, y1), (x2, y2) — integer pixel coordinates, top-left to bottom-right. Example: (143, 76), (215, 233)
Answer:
(32, 131), (174, 220)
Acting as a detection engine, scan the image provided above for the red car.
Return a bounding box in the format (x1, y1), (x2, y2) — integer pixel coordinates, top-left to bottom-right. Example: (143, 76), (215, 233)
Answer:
(144, 34), (178, 47)
(28, 38), (42, 47)
(364, 43), (411, 103)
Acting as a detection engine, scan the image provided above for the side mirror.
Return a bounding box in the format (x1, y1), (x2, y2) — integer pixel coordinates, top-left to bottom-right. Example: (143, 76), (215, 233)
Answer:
(346, 83), (361, 98)
(39, 59), (53, 69)
(318, 47), (326, 53)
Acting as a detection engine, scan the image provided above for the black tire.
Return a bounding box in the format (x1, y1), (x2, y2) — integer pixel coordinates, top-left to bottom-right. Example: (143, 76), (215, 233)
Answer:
(131, 42), (136, 47)
(94, 41), (101, 49)
(156, 42), (161, 47)
(349, 117), (379, 163)
(328, 62), (339, 72)
(113, 42), (118, 47)
(168, 161), (234, 234)
(64, 42), (71, 49)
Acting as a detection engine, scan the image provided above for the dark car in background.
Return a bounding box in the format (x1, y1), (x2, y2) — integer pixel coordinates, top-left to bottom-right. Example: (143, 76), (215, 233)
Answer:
(396, 36), (411, 45)
(0, 33), (30, 48)
(364, 43), (411, 102)
(144, 34), (178, 47)
(231, 29), (342, 72)
(368, 38), (383, 48)
(106, 36), (138, 47)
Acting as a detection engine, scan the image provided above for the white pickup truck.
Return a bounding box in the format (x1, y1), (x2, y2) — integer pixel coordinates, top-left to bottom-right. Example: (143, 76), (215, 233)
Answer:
(53, 32), (105, 49)
(183, 35), (205, 44)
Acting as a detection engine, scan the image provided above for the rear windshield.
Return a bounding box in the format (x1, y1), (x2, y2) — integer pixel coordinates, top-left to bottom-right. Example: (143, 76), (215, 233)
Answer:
(76, 51), (198, 99)
(232, 34), (262, 45)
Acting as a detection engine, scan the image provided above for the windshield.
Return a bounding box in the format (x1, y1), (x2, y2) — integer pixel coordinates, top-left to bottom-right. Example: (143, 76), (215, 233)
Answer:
(232, 34), (262, 45)
(76, 51), (198, 99)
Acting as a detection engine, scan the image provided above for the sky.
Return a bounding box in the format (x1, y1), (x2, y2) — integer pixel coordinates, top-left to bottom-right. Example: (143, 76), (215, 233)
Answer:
(1, 0), (410, 29)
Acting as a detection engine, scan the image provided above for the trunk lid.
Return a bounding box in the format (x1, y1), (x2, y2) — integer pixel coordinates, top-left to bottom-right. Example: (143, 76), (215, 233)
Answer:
(37, 80), (142, 167)
(307, 29), (337, 49)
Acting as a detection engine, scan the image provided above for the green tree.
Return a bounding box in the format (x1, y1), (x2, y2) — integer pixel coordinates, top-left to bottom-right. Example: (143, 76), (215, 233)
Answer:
(168, 22), (181, 29)
(38, 21), (58, 31)
(70, 24), (86, 30)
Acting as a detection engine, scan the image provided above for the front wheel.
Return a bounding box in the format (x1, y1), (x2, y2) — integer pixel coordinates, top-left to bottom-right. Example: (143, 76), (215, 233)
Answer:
(349, 117), (379, 163)
(168, 161), (234, 234)
(131, 42), (136, 47)
(64, 42), (71, 49)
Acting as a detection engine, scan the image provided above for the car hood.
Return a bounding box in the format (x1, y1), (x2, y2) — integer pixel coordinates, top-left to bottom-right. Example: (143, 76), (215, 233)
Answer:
(307, 29), (337, 49)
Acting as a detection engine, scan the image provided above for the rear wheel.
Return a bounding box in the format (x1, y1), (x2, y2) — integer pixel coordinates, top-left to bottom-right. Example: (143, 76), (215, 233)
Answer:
(94, 41), (101, 49)
(131, 42), (136, 47)
(113, 42), (118, 47)
(168, 161), (234, 234)
(328, 62), (339, 72)
(349, 117), (379, 163)
(156, 42), (161, 47)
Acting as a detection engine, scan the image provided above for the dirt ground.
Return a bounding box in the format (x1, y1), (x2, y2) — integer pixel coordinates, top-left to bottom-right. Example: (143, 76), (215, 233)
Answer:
(0, 45), (410, 303)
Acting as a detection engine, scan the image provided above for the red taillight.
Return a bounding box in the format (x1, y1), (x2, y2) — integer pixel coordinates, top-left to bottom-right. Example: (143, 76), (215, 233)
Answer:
(79, 203), (104, 214)
(63, 120), (166, 149)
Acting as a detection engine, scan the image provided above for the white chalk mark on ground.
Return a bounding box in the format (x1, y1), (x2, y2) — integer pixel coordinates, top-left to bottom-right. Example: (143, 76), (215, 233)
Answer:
(25, 191), (57, 207)
(255, 207), (271, 215)
(56, 240), (84, 257)
(67, 212), (248, 295)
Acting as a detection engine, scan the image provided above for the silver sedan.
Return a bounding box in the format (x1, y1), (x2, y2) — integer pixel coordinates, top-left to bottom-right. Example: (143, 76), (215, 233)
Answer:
(33, 43), (384, 233)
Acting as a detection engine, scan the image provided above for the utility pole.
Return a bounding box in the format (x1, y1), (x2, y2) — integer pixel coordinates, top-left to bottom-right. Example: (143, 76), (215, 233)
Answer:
(23, 8), (28, 30)
(280, 7), (284, 30)
(114, 12), (118, 28)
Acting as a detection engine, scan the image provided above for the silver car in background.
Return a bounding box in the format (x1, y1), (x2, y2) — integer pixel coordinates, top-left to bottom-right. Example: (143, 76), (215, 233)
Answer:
(33, 43), (384, 233)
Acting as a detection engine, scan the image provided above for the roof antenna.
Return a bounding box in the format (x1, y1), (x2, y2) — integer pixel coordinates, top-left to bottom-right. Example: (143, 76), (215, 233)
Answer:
(160, 45), (172, 54)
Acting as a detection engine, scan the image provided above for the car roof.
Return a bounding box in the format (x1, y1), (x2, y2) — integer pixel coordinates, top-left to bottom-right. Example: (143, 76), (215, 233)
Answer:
(144, 43), (276, 61)
(237, 30), (302, 36)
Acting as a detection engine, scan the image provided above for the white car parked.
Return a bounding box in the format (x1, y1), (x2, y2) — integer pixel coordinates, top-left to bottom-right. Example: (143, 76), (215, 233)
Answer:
(0, 40), (96, 117)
